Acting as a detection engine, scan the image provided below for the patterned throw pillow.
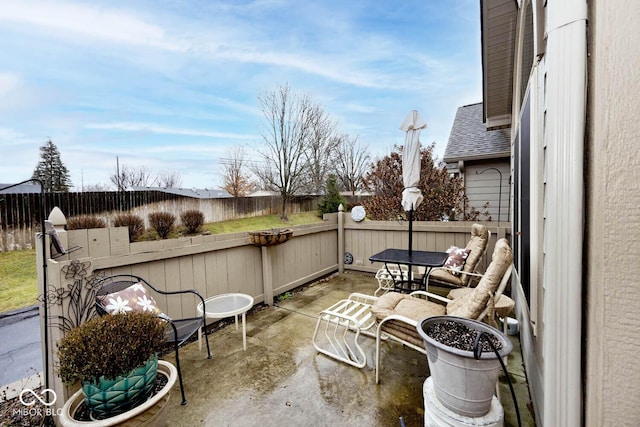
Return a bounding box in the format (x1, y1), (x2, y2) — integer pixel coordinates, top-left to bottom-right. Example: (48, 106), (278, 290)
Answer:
(444, 246), (471, 276)
(97, 283), (161, 315)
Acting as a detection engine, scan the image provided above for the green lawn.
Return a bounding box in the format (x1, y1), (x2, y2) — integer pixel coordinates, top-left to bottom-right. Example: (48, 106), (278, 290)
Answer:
(203, 212), (323, 234)
(0, 212), (324, 313)
(0, 249), (38, 313)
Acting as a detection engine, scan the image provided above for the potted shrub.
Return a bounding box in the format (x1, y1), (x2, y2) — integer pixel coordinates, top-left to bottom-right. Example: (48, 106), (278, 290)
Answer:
(417, 316), (512, 418)
(57, 312), (176, 424)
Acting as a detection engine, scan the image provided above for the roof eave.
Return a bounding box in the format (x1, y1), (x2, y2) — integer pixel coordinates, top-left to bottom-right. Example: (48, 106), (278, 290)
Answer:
(443, 151), (511, 163)
(481, 0), (518, 125)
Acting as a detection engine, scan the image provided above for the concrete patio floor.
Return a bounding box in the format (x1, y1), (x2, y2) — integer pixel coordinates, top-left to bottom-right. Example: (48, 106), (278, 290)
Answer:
(160, 271), (535, 427)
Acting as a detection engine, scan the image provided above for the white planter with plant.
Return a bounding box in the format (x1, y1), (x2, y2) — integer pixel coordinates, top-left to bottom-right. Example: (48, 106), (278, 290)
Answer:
(57, 312), (176, 425)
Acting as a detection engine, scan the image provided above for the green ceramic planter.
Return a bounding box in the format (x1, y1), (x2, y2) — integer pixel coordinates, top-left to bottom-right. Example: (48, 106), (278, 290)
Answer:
(81, 355), (158, 420)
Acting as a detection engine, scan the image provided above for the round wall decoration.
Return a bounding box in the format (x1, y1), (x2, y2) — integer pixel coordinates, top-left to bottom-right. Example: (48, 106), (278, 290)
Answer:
(344, 252), (353, 264)
(350, 206), (366, 222)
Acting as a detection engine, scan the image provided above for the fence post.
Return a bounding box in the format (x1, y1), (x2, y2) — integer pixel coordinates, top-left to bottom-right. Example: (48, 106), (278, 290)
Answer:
(48, 206), (68, 256)
(261, 246), (274, 305)
(338, 204), (344, 274)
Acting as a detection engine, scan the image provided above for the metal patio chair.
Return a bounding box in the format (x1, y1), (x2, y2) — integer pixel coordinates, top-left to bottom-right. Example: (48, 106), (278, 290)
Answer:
(95, 274), (212, 405)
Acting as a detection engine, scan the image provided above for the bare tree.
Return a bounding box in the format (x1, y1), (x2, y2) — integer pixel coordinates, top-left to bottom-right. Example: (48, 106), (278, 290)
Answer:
(83, 183), (112, 192)
(157, 171), (182, 188)
(303, 104), (339, 194)
(220, 147), (256, 197)
(335, 134), (370, 195)
(110, 158), (156, 191)
(253, 84), (317, 220)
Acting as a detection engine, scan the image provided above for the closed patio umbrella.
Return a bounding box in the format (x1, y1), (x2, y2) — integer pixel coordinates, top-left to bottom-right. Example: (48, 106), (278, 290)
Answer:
(399, 110), (427, 255)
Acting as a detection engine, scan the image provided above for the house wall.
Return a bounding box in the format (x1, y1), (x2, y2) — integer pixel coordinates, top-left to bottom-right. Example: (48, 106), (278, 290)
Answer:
(462, 160), (511, 223)
(585, 1), (640, 425)
(510, 1), (587, 425)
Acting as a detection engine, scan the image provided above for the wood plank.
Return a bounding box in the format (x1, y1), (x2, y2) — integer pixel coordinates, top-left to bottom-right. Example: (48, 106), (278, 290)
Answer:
(87, 228), (111, 258)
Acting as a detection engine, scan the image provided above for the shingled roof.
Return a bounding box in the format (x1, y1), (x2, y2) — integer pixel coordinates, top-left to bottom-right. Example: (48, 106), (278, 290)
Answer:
(0, 182), (42, 194)
(443, 102), (511, 162)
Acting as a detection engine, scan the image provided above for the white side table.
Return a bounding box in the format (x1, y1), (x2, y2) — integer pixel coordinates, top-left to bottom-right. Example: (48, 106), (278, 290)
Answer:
(197, 293), (254, 351)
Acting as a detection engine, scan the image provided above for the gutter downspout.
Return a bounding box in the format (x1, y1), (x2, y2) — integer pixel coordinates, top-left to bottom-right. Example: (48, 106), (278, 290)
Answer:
(543, 1), (587, 426)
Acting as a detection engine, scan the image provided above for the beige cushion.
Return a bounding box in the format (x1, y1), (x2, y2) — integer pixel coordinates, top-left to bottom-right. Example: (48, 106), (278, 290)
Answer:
(447, 287), (471, 300)
(372, 292), (446, 348)
(461, 224), (489, 277)
(372, 292), (446, 323)
(448, 288), (515, 318)
(427, 223), (489, 288)
(380, 321), (426, 348)
(446, 238), (512, 319)
(428, 268), (464, 287)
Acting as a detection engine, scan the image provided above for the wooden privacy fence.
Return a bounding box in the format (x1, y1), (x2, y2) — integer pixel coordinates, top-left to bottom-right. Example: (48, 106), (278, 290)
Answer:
(1, 192), (369, 251)
(340, 216), (508, 275)
(36, 207), (509, 411)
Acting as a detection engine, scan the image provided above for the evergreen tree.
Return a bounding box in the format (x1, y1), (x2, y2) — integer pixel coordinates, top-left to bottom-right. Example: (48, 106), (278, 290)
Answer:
(318, 174), (347, 215)
(32, 139), (72, 192)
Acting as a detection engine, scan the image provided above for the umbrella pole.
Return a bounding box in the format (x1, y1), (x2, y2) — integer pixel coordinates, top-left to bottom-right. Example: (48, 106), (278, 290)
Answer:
(408, 209), (413, 257)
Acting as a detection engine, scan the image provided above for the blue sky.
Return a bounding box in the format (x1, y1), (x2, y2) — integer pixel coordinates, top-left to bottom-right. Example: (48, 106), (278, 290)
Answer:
(0, 0), (482, 190)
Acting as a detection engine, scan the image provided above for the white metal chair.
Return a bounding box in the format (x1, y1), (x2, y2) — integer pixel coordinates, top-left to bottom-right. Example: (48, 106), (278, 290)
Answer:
(374, 265), (409, 296)
(312, 293), (378, 368)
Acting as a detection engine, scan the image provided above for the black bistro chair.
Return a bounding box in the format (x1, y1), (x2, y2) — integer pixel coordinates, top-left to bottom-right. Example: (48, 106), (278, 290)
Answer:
(95, 274), (212, 405)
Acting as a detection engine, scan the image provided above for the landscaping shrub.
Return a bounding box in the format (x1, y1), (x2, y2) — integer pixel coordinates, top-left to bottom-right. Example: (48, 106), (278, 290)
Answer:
(113, 213), (145, 242)
(148, 212), (176, 239)
(181, 209), (204, 234)
(66, 215), (106, 230)
(57, 312), (166, 385)
(361, 144), (468, 221)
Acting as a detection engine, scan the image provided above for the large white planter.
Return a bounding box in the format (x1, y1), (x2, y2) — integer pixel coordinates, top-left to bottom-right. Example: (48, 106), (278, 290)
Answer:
(59, 360), (177, 427)
(417, 316), (512, 418)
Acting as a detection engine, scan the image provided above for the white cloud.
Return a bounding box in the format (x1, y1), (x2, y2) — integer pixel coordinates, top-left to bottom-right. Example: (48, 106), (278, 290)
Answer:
(0, 72), (23, 96)
(0, 127), (24, 141)
(85, 122), (257, 140)
(0, 0), (184, 51)
(0, 0), (483, 189)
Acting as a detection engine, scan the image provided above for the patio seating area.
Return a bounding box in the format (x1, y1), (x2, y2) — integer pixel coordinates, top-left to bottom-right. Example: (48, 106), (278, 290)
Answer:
(158, 271), (535, 426)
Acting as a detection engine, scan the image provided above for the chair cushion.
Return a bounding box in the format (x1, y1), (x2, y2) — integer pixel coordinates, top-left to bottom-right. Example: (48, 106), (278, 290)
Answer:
(443, 246), (471, 276)
(448, 288), (516, 318)
(372, 292), (446, 323)
(97, 283), (161, 315)
(462, 224), (489, 275)
(380, 321), (426, 348)
(372, 292), (446, 348)
(428, 268), (464, 287)
(446, 238), (513, 319)
(446, 287), (470, 300)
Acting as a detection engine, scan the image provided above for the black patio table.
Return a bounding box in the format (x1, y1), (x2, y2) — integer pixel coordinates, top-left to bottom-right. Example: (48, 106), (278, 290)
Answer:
(369, 248), (449, 293)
